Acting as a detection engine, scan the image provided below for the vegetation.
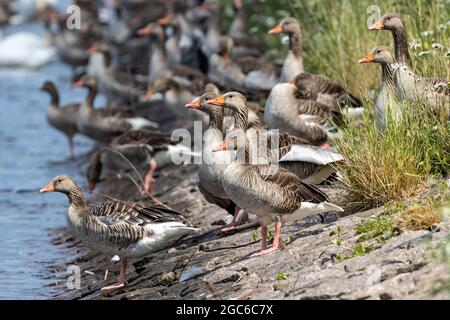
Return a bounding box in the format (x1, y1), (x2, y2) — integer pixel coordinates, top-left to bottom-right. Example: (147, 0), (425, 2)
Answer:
(395, 204), (443, 231)
(222, 0), (450, 207)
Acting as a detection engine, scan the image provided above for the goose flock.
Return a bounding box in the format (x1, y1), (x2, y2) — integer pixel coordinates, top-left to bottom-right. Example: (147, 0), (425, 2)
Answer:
(17, 0), (446, 292)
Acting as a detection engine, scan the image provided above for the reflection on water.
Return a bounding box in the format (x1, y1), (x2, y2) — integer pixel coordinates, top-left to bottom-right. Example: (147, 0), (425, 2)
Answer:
(0, 23), (101, 299)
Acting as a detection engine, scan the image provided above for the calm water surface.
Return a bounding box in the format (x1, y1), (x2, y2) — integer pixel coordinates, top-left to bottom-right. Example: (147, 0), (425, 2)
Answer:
(0, 22), (100, 299)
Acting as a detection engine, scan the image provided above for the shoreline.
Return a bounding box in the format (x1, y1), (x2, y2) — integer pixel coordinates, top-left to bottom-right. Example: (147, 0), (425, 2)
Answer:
(46, 154), (449, 300)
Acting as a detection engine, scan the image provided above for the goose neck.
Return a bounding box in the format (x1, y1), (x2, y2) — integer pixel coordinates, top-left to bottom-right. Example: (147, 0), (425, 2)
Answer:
(392, 26), (412, 69)
(85, 86), (97, 108)
(380, 62), (395, 88)
(66, 187), (87, 210)
(289, 30), (303, 58)
(47, 84), (60, 107)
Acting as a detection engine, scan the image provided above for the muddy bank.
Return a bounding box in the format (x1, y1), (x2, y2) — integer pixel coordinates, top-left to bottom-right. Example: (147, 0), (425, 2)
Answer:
(47, 153), (449, 299)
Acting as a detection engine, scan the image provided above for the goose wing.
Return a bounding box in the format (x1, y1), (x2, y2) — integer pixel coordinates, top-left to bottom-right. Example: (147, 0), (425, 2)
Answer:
(91, 200), (190, 227)
(255, 165), (328, 203)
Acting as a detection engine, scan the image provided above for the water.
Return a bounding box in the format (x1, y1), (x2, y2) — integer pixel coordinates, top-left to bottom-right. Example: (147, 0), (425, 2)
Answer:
(0, 24), (100, 299)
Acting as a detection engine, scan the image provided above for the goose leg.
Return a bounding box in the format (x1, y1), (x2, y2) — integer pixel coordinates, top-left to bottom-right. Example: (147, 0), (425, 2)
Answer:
(101, 258), (127, 291)
(261, 224), (268, 250)
(251, 218), (282, 257)
(220, 206), (241, 232)
(142, 159), (158, 195)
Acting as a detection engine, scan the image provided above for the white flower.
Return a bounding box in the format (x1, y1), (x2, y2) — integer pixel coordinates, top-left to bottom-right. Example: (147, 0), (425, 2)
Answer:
(418, 50), (431, 56)
(421, 30), (434, 37)
(437, 23), (447, 30)
(445, 50), (450, 57)
(432, 43), (443, 49)
(410, 39), (422, 50)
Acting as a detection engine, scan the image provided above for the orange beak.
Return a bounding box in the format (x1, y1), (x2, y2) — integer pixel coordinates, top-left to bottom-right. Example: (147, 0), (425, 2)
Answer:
(40, 182), (55, 193)
(368, 19), (384, 31)
(358, 54), (375, 64)
(185, 98), (201, 109)
(143, 88), (153, 101)
(212, 140), (227, 152)
(87, 46), (97, 54)
(158, 16), (170, 26)
(268, 24), (282, 35)
(71, 79), (84, 88)
(206, 96), (225, 106)
(137, 25), (152, 36)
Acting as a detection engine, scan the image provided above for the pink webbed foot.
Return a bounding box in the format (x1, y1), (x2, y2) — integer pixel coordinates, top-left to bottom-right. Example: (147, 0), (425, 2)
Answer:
(250, 246), (279, 257)
(101, 281), (126, 292)
(101, 258), (127, 292)
(220, 222), (237, 233)
(219, 206), (241, 233)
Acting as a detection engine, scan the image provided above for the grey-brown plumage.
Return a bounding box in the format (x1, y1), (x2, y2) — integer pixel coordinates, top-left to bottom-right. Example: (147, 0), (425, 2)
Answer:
(215, 130), (343, 256)
(40, 81), (80, 157)
(369, 13), (449, 108)
(292, 72), (362, 110)
(208, 92), (343, 184)
(40, 175), (197, 291)
(73, 75), (158, 145)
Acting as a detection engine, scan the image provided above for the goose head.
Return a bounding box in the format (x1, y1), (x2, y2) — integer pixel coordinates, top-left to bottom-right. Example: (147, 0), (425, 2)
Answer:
(144, 77), (180, 101)
(87, 43), (112, 66)
(185, 92), (219, 114)
(368, 13), (404, 31)
(290, 74), (319, 100)
(40, 176), (79, 194)
(206, 92), (247, 112)
(268, 17), (300, 35)
(71, 74), (97, 91)
(218, 36), (234, 61)
(358, 46), (395, 65)
(137, 23), (165, 39)
(40, 80), (56, 93)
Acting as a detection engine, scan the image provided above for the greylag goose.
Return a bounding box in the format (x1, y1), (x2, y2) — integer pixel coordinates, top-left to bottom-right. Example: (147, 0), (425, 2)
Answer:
(144, 77), (208, 125)
(40, 81), (80, 157)
(264, 82), (341, 146)
(268, 17), (304, 82)
(86, 44), (142, 105)
(212, 129), (343, 257)
(291, 73), (363, 110)
(72, 75), (158, 145)
(207, 36), (246, 89)
(138, 23), (207, 84)
(369, 13), (449, 108)
(40, 175), (198, 291)
(87, 129), (199, 194)
(185, 93), (241, 231)
(228, 0), (244, 38)
(358, 46), (400, 127)
(269, 18), (362, 109)
(207, 92), (343, 185)
(208, 36), (278, 91)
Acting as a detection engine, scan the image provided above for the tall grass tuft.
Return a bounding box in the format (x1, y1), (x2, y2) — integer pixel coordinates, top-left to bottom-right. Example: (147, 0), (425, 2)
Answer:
(223, 0), (449, 207)
(336, 101), (450, 208)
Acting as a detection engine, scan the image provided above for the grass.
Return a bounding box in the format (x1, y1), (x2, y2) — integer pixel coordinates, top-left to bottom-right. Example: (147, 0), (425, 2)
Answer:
(336, 100), (450, 207)
(227, 0), (449, 95)
(395, 205), (443, 231)
(219, 0), (450, 207)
